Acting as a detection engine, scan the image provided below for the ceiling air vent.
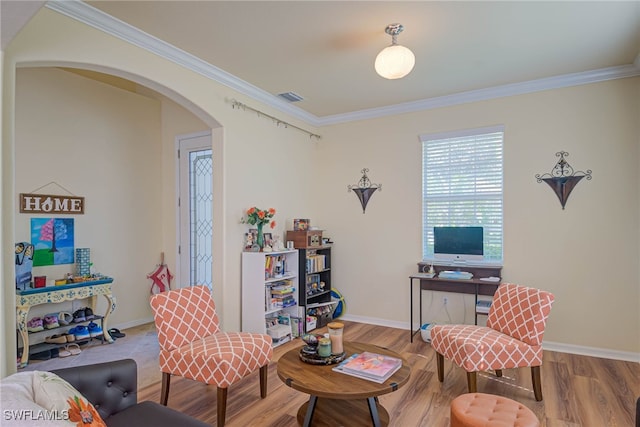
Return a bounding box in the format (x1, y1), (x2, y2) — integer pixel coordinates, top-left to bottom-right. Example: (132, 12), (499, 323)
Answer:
(277, 92), (304, 103)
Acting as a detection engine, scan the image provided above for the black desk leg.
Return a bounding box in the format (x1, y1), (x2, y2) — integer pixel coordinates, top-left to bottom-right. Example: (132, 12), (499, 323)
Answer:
(410, 277), (414, 342)
(367, 397), (382, 427)
(302, 395), (318, 427)
(419, 282), (423, 338)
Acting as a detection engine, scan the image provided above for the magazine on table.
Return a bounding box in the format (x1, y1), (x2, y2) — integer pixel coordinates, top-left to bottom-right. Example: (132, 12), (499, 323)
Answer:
(332, 352), (402, 383)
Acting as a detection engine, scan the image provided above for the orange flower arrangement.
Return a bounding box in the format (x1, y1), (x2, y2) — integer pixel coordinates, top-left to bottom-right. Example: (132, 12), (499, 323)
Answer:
(244, 207), (276, 229)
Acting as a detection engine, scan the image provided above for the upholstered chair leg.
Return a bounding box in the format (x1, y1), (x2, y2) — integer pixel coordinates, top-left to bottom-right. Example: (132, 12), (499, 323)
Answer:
(467, 372), (477, 393)
(160, 372), (171, 405)
(531, 366), (543, 401)
(436, 352), (444, 382)
(495, 369), (503, 377)
(259, 365), (268, 398)
(217, 387), (228, 427)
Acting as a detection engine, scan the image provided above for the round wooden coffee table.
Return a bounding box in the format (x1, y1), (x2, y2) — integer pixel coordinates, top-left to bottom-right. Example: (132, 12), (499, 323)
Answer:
(277, 341), (411, 427)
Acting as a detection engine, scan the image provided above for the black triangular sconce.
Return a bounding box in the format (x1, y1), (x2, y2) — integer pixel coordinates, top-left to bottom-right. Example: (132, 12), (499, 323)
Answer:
(535, 151), (592, 209)
(348, 168), (381, 213)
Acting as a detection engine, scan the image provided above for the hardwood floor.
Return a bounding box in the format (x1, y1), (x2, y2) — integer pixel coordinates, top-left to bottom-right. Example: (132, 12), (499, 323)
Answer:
(137, 321), (639, 426)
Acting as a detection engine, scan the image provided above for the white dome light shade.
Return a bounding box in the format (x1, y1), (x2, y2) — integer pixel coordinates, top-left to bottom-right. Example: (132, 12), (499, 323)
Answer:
(375, 44), (416, 79)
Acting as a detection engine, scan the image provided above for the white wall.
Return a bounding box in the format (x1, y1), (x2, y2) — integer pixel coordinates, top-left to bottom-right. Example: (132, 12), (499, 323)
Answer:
(317, 78), (640, 356)
(14, 67), (164, 332)
(1, 50), (11, 378)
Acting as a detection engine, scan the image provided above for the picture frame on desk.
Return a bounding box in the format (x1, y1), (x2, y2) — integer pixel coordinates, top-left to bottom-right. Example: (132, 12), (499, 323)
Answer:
(245, 229), (260, 252)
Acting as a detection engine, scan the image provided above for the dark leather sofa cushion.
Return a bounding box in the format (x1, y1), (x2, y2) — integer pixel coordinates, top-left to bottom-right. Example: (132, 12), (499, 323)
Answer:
(52, 359), (137, 420)
(105, 401), (210, 427)
(52, 359), (209, 427)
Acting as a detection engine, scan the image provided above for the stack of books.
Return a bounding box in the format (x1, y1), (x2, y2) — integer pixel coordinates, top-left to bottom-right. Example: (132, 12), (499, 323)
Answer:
(266, 281), (296, 310)
(332, 351), (402, 383)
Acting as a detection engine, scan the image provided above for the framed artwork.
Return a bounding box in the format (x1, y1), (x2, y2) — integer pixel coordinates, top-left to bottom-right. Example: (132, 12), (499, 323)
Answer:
(263, 233), (273, 247)
(293, 219), (309, 231)
(31, 218), (75, 266)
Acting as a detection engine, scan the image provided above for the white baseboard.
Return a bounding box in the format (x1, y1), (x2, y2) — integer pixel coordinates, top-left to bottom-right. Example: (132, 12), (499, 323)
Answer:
(340, 313), (409, 331)
(339, 314), (640, 363)
(542, 341), (640, 363)
(109, 316), (154, 332)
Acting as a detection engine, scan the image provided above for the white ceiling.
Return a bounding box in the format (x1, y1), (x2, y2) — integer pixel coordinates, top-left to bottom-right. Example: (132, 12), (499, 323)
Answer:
(0, 1), (46, 50)
(3, 1), (640, 122)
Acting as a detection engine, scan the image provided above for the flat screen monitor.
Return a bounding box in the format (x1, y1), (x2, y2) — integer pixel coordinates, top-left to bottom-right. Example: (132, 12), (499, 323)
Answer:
(433, 226), (484, 263)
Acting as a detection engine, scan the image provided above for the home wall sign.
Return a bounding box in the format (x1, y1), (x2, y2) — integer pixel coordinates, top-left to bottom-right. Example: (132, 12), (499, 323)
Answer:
(20, 193), (85, 214)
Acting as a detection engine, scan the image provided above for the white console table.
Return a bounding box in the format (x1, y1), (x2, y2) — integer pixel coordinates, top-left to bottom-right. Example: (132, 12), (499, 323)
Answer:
(16, 277), (116, 367)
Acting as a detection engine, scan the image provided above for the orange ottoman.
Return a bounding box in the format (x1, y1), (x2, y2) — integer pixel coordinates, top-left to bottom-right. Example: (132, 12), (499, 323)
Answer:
(451, 393), (540, 427)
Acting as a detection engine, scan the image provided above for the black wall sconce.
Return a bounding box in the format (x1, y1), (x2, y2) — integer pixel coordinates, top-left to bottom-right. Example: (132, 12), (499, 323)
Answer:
(348, 168), (381, 213)
(535, 151), (592, 210)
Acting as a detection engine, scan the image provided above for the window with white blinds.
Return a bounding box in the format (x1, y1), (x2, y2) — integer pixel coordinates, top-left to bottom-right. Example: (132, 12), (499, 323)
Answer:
(420, 126), (504, 263)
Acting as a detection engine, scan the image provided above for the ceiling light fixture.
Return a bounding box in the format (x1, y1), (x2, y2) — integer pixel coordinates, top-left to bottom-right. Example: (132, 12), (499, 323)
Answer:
(374, 23), (415, 80)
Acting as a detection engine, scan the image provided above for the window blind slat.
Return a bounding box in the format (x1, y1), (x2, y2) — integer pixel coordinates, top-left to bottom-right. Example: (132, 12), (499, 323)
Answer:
(421, 128), (504, 262)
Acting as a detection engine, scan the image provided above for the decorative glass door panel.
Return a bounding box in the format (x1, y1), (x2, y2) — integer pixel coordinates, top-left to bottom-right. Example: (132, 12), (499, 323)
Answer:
(178, 132), (213, 291)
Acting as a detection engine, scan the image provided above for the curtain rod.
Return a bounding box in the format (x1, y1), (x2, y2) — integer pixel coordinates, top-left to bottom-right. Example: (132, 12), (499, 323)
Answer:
(229, 99), (321, 140)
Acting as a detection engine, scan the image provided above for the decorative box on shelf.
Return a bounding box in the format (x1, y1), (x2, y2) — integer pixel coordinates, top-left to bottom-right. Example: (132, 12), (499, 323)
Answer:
(286, 230), (323, 248)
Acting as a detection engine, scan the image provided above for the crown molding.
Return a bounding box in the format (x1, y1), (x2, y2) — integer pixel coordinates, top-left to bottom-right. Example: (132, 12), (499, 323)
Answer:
(47, 0), (640, 128)
(318, 64), (640, 126)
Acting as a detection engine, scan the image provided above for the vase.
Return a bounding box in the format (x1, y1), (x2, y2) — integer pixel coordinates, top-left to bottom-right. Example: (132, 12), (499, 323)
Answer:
(256, 223), (265, 250)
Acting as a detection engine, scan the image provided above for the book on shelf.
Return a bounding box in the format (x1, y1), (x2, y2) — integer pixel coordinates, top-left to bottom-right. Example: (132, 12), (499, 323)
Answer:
(306, 254), (326, 273)
(266, 296), (295, 311)
(271, 286), (293, 294)
(332, 352), (402, 383)
(274, 298), (296, 308)
(264, 254), (287, 279)
(290, 316), (303, 337)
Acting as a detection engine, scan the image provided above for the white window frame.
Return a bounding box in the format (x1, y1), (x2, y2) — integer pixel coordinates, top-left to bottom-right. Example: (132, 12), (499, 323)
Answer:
(420, 125), (504, 265)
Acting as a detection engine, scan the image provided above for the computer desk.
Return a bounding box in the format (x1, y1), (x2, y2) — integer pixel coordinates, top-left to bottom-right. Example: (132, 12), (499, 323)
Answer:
(409, 264), (502, 342)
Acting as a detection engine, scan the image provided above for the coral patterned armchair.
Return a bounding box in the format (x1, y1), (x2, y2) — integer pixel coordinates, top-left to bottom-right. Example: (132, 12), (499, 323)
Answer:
(150, 285), (273, 426)
(430, 283), (554, 401)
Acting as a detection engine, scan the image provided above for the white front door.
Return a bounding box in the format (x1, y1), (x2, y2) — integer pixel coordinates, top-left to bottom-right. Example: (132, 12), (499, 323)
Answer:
(177, 131), (213, 291)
